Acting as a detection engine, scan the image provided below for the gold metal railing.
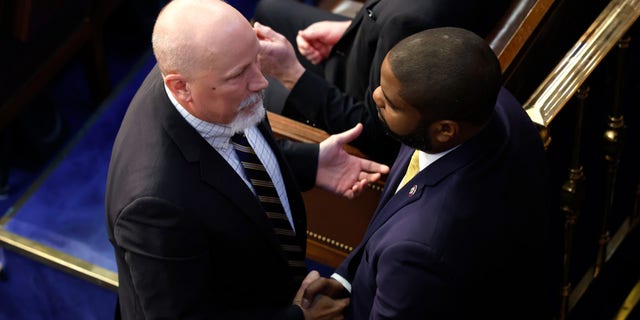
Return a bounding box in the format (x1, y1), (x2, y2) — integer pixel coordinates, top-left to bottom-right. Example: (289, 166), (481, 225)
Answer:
(523, 0), (640, 126)
(519, 1), (640, 318)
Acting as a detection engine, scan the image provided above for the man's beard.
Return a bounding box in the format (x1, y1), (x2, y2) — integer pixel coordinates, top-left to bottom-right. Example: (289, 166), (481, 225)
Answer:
(229, 91), (266, 133)
(379, 113), (432, 152)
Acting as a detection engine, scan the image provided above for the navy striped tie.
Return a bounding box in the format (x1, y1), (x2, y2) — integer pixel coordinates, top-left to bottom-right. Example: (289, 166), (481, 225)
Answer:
(231, 133), (306, 279)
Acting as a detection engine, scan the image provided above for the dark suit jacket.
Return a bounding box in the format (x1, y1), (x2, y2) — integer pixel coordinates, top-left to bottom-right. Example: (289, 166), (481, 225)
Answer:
(335, 88), (554, 319)
(106, 65), (317, 319)
(283, 0), (511, 165)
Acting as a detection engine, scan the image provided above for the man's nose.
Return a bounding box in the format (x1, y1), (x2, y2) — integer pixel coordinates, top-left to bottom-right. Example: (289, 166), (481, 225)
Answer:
(248, 64), (268, 92)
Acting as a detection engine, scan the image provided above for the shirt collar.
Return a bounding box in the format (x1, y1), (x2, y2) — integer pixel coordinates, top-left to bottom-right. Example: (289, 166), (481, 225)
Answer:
(164, 83), (235, 149)
(417, 145), (458, 171)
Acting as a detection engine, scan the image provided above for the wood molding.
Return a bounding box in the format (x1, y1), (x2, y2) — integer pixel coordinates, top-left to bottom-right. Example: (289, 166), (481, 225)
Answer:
(306, 233), (349, 269)
(268, 111), (382, 267)
(501, 0), (554, 72)
(268, 111), (367, 158)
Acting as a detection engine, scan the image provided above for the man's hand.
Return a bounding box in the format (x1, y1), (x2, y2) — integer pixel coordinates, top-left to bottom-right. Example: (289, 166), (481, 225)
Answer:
(301, 294), (349, 320)
(255, 22), (305, 90)
(296, 20), (351, 65)
(293, 271), (349, 320)
(317, 123), (390, 199)
(294, 270), (322, 306)
(303, 277), (350, 307)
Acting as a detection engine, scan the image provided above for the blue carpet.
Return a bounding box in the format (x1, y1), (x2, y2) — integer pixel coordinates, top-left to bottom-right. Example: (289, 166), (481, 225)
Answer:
(2, 53), (156, 272)
(0, 53), (155, 320)
(0, 250), (116, 320)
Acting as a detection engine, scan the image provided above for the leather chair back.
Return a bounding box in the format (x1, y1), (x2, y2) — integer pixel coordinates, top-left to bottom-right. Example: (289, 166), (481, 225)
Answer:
(486, 0), (555, 72)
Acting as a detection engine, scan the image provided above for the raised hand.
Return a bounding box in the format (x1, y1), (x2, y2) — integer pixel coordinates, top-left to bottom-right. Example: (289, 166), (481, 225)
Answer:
(254, 22), (305, 90)
(296, 20), (350, 65)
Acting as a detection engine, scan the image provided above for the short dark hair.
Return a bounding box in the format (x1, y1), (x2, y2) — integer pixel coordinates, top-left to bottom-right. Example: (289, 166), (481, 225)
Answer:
(387, 27), (501, 126)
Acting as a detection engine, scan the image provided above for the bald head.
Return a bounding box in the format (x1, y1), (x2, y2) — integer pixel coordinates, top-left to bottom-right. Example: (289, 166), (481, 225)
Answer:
(387, 27), (501, 126)
(152, 0), (254, 78)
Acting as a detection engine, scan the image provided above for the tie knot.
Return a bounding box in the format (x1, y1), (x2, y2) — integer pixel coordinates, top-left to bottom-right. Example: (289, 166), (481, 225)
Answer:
(231, 132), (247, 143)
(231, 132), (251, 149)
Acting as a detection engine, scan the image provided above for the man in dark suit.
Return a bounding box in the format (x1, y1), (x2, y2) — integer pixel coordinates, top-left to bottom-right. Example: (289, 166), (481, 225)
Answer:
(302, 27), (555, 319)
(253, 0), (510, 165)
(105, 0), (388, 319)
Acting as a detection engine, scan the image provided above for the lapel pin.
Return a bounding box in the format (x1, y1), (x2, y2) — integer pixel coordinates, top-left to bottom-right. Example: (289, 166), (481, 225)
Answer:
(409, 184), (418, 197)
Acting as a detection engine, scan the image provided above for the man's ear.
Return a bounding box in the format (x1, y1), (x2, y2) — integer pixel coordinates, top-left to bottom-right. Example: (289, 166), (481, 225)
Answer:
(164, 74), (191, 102)
(434, 120), (459, 143)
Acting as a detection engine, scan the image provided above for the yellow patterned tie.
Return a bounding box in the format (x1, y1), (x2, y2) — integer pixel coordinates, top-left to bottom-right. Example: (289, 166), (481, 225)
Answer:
(398, 149), (420, 190)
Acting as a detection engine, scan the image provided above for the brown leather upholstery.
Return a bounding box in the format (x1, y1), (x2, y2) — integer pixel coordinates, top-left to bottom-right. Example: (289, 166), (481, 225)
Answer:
(486, 0), (554, 72)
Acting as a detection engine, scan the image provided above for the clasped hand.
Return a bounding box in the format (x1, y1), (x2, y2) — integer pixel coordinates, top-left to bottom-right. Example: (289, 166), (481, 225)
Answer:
(294, 271), (350, 320)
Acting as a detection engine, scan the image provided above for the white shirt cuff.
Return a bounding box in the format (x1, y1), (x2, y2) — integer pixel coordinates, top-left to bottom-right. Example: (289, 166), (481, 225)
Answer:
(330, 272), (351, 293)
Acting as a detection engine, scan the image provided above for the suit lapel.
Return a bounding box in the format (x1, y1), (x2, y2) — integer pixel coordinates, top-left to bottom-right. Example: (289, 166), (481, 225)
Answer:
(377, 145), (413, 207)
(361, 146), (424, 242)
(360, 118), (500, 244)
(157, 84), (285, 251)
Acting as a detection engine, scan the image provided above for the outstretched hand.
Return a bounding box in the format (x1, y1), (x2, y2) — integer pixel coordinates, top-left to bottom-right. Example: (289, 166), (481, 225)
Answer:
(316, 123), (390, 199)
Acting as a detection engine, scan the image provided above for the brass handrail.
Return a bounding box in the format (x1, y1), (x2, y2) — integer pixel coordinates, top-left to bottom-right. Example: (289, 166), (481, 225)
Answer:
(523, 0), (640, 126)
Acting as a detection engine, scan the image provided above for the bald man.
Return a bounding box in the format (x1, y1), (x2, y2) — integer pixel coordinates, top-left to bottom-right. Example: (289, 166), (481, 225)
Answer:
(105, 0), (388, 319)
(303, 27), (554, 319)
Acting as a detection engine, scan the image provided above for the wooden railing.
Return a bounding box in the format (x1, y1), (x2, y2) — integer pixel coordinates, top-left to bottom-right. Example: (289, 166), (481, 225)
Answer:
(487, 0), (555, 72)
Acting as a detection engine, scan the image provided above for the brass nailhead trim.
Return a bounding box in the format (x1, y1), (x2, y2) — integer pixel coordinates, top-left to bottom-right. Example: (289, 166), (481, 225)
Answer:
(368, 183), (384, 192)
(307, 231), (354, 252)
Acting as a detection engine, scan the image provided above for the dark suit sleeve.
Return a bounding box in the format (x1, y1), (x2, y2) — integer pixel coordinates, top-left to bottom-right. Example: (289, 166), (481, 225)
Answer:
(333, 240), (455, 318)
(113, 197), (304, 320)
(370, 241), (455, 318)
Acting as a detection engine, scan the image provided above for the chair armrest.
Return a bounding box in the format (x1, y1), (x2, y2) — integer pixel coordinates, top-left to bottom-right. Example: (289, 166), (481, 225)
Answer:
(486, 0), (555, 72)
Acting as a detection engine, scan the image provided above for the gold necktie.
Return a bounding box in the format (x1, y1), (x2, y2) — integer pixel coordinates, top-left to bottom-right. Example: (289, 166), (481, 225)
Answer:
(398, 149), (420, 190)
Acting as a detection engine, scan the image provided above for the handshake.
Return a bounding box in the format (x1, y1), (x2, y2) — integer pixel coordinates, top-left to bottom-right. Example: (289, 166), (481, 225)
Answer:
(294, 271), (351, 320)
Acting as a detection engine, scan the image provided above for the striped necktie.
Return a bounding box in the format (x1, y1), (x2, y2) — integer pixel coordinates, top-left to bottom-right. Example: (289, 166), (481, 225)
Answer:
(231, 133), (307, 280)
(398, 149), (420, 190)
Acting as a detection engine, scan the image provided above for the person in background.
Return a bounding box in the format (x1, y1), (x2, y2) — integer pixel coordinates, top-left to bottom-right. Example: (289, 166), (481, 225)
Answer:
(105, 0), (388, 319)
(302, 27), (556, 319)
(253, 0), (510, 165)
